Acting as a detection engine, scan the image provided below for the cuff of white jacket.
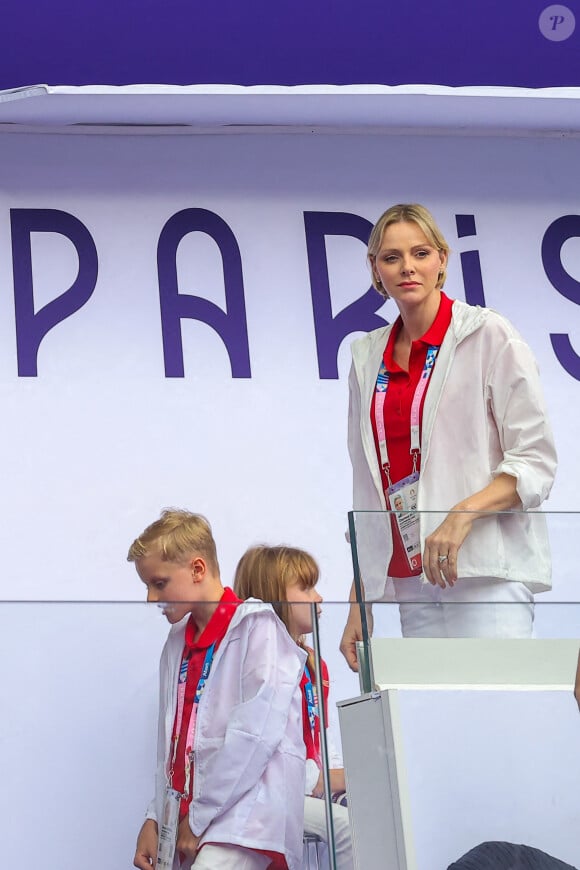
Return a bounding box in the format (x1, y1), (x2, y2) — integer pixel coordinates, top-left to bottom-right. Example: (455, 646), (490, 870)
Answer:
(305, 759), (320, 796)
(493, 460), (554, 511)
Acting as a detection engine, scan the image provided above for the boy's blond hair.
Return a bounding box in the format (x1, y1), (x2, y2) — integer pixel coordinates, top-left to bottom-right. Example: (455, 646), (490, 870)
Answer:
(127, 508), (220, 574)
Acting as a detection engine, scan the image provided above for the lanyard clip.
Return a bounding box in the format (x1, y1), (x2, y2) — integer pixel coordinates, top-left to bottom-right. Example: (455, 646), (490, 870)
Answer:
(382, 462), (392, 487)
(410, 450), (419, 474)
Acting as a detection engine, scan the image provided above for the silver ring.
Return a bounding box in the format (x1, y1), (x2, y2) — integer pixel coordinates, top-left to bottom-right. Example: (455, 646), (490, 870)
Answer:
(438, 554), (449, 563)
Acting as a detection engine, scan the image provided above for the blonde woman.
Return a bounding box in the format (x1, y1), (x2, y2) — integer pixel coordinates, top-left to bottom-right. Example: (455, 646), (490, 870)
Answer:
(341, 203), (557, 665)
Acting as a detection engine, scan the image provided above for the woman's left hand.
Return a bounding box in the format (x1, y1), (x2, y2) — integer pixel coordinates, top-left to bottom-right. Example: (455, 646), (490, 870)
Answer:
(423, 475), (522, 588)
(423, 510), (475, 588)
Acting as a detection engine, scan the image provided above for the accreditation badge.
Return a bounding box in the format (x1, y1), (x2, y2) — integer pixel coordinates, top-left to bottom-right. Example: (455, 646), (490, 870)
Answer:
(156, 788), (181, 870)
(387, 471), (421, 572)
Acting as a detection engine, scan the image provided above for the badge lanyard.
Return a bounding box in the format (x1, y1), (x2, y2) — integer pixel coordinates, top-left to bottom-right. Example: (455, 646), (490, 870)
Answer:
(374, 346), (439, 571)
(168, 640), (217, 798)
(374, 345), (439, 485)
(157, 641), (217, 870)
(303, 665), (321, 765)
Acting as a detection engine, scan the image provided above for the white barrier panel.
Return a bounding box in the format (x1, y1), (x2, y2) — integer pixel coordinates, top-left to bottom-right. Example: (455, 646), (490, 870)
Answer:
(339, 638), (580, 870)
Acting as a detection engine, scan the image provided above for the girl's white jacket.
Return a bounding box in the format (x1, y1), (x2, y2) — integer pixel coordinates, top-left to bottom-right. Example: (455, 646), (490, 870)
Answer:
(146, 600), (307, 870)
(348, 300), (558, 600)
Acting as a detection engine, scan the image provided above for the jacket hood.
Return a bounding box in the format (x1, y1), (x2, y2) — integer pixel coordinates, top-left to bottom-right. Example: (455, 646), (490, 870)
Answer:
(449, 299), (489, 342)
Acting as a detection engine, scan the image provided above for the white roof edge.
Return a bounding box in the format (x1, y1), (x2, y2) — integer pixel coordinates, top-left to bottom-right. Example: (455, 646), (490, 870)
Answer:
(23, 83), (580, 100)
(2, 83), (580, 134)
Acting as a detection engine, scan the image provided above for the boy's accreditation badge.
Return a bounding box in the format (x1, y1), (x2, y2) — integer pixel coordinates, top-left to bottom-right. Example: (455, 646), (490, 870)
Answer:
(387, 471), (420, 571)
(156, 788), (181, 870)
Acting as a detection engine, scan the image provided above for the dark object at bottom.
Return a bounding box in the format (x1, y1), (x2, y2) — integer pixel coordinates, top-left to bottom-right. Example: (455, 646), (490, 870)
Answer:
(447, 841), (578, 870)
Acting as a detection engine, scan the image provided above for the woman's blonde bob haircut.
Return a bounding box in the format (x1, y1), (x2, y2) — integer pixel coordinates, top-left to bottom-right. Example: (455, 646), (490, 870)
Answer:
(234, 545), (318, 638)
(127, 508), (220, 574)
(367, 203), (450, 297)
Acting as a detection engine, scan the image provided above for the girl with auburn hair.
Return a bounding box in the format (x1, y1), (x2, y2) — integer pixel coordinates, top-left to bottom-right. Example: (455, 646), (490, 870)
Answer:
(235, 545), (354, 870)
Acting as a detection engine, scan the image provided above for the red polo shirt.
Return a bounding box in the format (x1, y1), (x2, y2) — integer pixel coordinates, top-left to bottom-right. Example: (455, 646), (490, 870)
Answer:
(371, 292), (453, 577)
(171, 586), (241, 820)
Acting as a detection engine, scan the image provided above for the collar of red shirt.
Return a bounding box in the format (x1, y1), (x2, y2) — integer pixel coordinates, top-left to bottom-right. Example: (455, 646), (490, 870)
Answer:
(384, 291), (454, 372)
(184, 586), (241, 651)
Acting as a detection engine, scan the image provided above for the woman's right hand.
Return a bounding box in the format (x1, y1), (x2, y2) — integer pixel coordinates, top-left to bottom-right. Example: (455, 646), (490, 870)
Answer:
(340, 603), (373, 671)
(133, 819), (158, 869)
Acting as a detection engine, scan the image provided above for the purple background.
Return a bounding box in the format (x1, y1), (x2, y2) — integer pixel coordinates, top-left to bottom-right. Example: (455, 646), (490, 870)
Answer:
(2, 0), (579, 90)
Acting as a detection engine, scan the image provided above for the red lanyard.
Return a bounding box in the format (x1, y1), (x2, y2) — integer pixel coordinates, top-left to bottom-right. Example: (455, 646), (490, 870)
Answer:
(304, 665), (321, 765)
(168, 641), (216, 797)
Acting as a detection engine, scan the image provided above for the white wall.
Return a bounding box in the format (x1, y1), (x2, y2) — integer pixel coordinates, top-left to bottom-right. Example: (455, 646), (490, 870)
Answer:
(0, 130), (579, 868)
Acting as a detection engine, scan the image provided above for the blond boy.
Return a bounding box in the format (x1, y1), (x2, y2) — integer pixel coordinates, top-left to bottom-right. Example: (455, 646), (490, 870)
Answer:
(129, 509), (306, 870)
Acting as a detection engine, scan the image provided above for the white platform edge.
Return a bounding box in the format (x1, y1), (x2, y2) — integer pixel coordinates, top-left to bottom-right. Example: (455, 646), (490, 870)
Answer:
(369, 637), (580, 691)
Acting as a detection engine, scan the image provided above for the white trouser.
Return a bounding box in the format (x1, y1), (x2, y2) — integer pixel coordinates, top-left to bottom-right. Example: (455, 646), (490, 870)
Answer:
(393, 576), (534, 638)
(186, 844), (271, 869)
(304, 795), (354, 870)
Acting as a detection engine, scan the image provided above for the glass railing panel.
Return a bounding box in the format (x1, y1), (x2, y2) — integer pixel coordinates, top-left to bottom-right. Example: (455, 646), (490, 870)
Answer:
(1, 602), (165, 870)
(348, 510), (580, 693)
(4, 596), (577, 870)
(1, 600), (350, 870)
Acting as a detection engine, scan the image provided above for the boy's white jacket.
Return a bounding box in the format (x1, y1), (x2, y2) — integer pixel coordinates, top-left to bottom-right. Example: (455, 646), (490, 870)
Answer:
(147, 599), (307, 870)
(348, 300), (558, 600)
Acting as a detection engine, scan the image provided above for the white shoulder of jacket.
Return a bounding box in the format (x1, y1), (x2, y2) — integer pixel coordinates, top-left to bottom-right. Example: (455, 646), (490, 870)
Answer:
(227, 600), (308, 666)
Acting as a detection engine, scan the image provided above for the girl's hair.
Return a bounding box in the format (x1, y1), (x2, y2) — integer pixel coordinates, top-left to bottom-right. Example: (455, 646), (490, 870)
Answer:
(234, 545), (319, 672)
(127, 508), (220, 574)
(367, 202), (450, 297)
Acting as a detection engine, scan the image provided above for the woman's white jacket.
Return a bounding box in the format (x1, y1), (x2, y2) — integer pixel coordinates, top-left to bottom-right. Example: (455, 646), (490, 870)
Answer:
(147, 600), (307, 870)
(348, 300), (557, 600)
